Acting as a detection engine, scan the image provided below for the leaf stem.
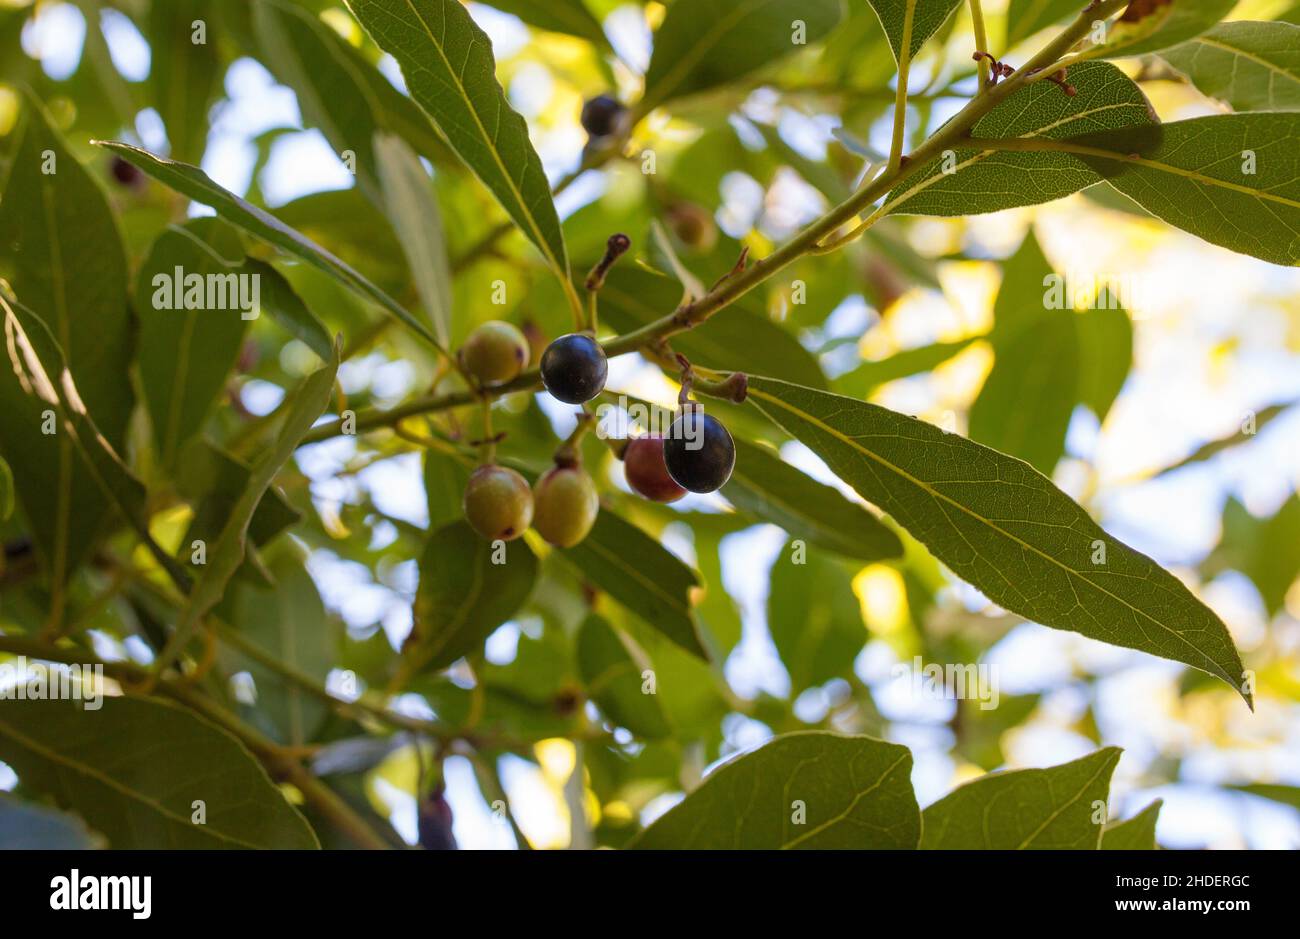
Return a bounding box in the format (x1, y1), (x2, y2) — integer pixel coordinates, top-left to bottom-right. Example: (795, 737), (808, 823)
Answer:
(887, 3), (918, 175)
(969, 0), (991, 91)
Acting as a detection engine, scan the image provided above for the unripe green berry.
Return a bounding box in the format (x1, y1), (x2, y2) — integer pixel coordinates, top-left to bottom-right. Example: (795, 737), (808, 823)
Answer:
(463, 464), (533, 541)
(461, 320), (529, 387)
(532, 466), (599, 548)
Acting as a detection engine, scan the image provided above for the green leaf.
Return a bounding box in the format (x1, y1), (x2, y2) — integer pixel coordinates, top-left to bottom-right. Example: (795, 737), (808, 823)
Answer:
(1076, 294), (1133, 423)
(0, 794), (100, 849)
(246, 259), (335, 361)
(744, 376), (1252, 703)
(253, 0), (388, 203)
(1161, 21), (1300, 112)
(1230, 784), (1300, 811)
(1204, 494), (1300, 618)
(1006, 0), (1091, 47)
(148, 0), (220, 163)
(1152, 402), (1294, 478)
(642, 0), (844, 109)
(863, 0), (963, 64)
(93, 141), (442, 349)
(970, 312), (1078, 475)
(175, 438), (302, 554)
(0, 98), (134, 582)
(921, 748), (1121, 849)
(1102, 798), (1163, 849)
(480, 0), (609, 48)
(161, 342), (342, 667)
(723, 437), (902, 561)
(219, 548), (336, 746)
(833, 337), (980, 398)
(409, 520), (538, 672)
(885, 61), (1157, 217)
(577, 614), (671, 739)
(423, 450), (472, 530)
(768, 542), (867, 694)
(1072, 115), (1300, 266)
(629, 731), (920, 848)
(135, 220), (251, 466)
(344, 0), (574, 305)
(599, 267), (827, 388)
(562, 510), (707, 660)
(374, 131), (453, 348)
(1077, 0), (1237, 61)
(0, 696), (320, 849)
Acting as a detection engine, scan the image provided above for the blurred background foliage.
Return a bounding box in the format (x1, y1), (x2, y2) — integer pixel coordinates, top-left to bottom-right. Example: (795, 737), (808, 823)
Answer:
(0, 0), (1298, 848)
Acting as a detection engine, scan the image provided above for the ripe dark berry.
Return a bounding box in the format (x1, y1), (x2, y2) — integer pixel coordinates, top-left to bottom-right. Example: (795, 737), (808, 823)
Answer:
(463, 465), (533, 541)
(540, 333), (608, 405)
(623, 435), (687, 503)
(109, 155), (145, 190)
(663, 407), (735, 493)
(580, 94), (628, 140)
(532, 466), (599, 548)
(461, 320), (529, 387)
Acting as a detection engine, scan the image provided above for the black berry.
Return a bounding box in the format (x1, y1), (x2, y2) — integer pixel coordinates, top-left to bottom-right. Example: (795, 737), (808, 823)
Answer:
(540, 333), (608, 405)
(623, 435), (687, 503)
(663, 407), (735, 493)
(580, 95), (627, 140)
(109, 155), (145, 190)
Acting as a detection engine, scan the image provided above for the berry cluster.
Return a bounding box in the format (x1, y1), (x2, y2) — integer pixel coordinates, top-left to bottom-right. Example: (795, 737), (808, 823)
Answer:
(453, 187), (738, 550)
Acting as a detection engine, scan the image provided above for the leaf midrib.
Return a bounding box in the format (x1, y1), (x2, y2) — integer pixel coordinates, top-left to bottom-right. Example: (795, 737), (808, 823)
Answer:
(747, 384), (1236, 684)
(388, 0), (568, 280)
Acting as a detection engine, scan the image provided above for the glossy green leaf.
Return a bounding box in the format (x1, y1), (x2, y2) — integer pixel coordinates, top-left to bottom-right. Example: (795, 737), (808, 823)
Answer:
(1076, 294), (1133, 423)
(863, 0), (963, 64)
(1162, 21), (1300, 112)
(577, 614), (671, 739)
(1077, 0), (1237, 61)
(562, 510), (707, 660)
(423, 450), (472, 530)
(885, 61), (1157, 217)
(135, 219), (250, 466)
(149, 0), (220, 163)
(375, 131), (453, 348)
(0, 794), (100, 850)
(630, 732), (920, 848)
(0, 696), (320, 849)
(768, 542), (866, 694)
(161, 343), (341, 667)
(599, 267), (827, 388)
(0, 98), (134, 582)
(921, 748), (1121, 849)
(1073, 115), (1300, 266)
(344, 0), (573, 299)
(1102, 798), (1162, 849)
(723, 437), (902, 560)
(642, 0), (844, 109)
(1205, 494), (1300, 618)
(744, 376), (1251, 702)
(93, 141), (441, 348)
(409, 520), (538, 672)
